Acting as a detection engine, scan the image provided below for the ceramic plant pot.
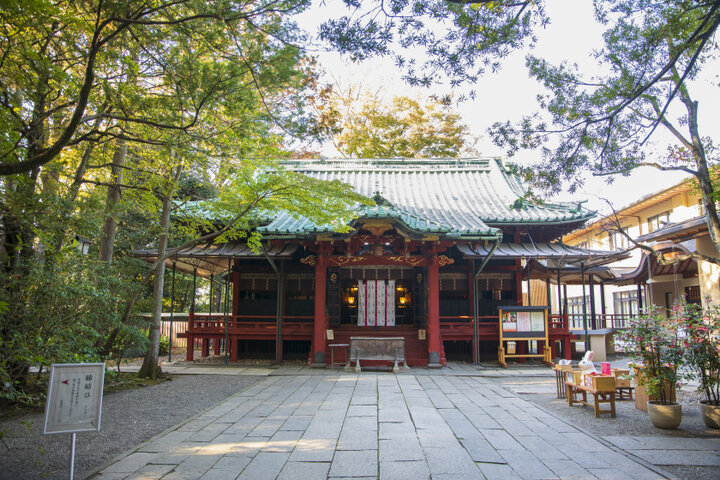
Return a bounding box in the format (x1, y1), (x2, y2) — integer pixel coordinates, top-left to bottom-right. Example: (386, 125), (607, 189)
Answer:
(699, 400), (720, 429)
(647, 401), (682, 429)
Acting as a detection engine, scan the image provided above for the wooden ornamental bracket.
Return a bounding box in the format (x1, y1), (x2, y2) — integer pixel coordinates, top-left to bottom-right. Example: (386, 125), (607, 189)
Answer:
(300, 255), (316, 266)
(361, 221), (394, 237)
(437, 255), (454, 267)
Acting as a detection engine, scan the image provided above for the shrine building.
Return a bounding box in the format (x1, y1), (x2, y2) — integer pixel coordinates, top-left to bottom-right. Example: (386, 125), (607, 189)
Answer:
(139, 158), (617, 367)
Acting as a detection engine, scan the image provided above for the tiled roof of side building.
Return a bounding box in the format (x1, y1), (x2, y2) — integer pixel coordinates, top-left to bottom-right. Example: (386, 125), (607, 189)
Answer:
(258, 158), (595, 238)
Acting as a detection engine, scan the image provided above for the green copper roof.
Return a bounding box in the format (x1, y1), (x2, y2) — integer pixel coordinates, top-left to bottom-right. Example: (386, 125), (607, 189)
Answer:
(258, 158), (595, 239)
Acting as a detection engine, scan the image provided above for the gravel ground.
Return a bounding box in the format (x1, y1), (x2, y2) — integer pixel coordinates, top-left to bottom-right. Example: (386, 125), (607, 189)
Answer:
(0, 374), (263, 480)
(502, 378), (720, 480)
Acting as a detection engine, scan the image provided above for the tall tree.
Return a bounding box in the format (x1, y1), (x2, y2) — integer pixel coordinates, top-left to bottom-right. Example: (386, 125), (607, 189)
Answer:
(489, 1), (720, 265)
(0, 0), (338, 393)
(314, 87), (476, 158)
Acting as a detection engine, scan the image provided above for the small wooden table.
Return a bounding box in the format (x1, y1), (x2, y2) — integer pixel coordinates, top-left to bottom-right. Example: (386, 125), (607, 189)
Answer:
(328, 343), (350, 369)
(566, 374), (617, 418)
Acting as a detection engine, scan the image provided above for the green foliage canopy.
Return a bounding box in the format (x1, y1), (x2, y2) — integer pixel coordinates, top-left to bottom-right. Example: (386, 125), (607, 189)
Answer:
(314, 89), (476, 158)
(488, 0), (720, 263)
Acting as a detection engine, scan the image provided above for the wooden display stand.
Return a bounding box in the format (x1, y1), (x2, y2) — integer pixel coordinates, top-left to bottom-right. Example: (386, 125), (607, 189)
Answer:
(566, 373), (617, 418)
(498, 307), (552, 368)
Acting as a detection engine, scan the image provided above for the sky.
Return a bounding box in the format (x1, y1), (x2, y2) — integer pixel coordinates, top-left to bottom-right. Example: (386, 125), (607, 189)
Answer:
(295, 1), (719, 217)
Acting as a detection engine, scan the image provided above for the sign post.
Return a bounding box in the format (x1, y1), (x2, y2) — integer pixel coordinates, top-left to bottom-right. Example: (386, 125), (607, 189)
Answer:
(44, 363), (105, 480)
(498, 307), (552, 368)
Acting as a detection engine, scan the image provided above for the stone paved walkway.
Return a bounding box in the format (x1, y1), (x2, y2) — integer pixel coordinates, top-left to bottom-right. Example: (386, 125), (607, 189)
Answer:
(87, 370), (694, 480)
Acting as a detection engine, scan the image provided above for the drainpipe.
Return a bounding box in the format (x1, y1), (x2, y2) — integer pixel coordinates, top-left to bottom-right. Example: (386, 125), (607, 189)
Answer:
(276, 260), (284, 364)
(472, 259), (479, 365)
(224, 257), (231, 365)
(474, 237), (502, 280)
(526, 263), (532, 307)
(472, 236), (502, 365)
(209, 273), (214, 316)
(169, 262), (176, 363)
(261, 243), (279, 274)
(557, 269), (562, 315)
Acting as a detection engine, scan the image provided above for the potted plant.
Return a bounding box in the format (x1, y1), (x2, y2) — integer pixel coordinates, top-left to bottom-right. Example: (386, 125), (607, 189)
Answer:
(619, 306), (685, 429)
(678, 301), (720, 429)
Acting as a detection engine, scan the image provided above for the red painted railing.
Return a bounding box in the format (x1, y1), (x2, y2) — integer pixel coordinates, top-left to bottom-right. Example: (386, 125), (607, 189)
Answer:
(183, 313), (314, 339)
(183, 312), (577, 341)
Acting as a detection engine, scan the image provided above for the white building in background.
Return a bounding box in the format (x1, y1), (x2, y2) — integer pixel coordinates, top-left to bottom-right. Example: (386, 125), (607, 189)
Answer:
(562, 180), (719, 320)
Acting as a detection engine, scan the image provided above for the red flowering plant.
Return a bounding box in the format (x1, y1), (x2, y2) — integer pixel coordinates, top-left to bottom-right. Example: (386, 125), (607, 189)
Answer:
(678, 301), (720, 406)
(619, 306), (686, 405)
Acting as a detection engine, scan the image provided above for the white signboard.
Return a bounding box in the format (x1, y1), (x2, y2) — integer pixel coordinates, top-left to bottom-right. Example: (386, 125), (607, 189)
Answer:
(44, 363), (105, 434)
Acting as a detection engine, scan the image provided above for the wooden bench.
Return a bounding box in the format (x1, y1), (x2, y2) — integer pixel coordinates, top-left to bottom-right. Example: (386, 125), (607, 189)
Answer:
(566, 372), (616, 418)
(346, 337), (409, 374)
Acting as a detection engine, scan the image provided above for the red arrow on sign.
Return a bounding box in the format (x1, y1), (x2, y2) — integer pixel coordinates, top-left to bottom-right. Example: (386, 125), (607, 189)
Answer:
(61, 380), (69, 385)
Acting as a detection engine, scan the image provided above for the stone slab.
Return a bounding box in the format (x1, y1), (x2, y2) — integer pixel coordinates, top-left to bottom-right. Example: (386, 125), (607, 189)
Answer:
(329, 450), (378, 477)
(379, 460), (430, 480)
(277, 461), (331, 480)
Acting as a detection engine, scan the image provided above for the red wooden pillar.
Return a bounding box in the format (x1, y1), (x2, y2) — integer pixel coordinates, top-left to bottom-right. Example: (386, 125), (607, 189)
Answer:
(564, 336), (571, 360)
(230, 336), (238, 362)
(201, 338), (209, 357)
(186, 312), (195, 361)
(311, 256), (327, 367)
(214, 338), (221, 355)
(186, 336), (194, 361)
(427, 256), (442, 367)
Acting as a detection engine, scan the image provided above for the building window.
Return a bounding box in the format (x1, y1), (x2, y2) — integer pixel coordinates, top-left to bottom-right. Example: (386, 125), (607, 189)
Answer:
(685, 286), (701, 304)
(567, 296), (590, 329)
(613, 290), (644, 317)
(609, 230), (630, 250)
(647, 211), (670, 232)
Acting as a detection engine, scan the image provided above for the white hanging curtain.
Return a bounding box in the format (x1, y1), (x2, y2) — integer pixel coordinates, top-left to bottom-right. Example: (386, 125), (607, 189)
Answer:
(366, 280), (376, 326)
(386, 280), (395, 327)
(357, 280), (395, 327)
(376, 280), (386, 327)
(357, 280), (366, 327)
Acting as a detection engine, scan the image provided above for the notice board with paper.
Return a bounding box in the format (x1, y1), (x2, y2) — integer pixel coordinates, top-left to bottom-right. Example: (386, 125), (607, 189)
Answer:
(497, 307), (551, 367)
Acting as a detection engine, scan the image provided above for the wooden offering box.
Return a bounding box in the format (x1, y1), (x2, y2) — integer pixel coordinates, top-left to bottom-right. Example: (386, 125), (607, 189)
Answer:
(611, 368), (631, 388)
(583, 374), (615, 392)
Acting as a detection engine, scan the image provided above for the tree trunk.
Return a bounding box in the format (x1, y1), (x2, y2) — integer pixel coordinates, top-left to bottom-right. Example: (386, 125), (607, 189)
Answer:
(137, 196), (171, 379)
(98, 139), (127, 263)
(673, 70), (720, 258)
(138, 163), (181, 379)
